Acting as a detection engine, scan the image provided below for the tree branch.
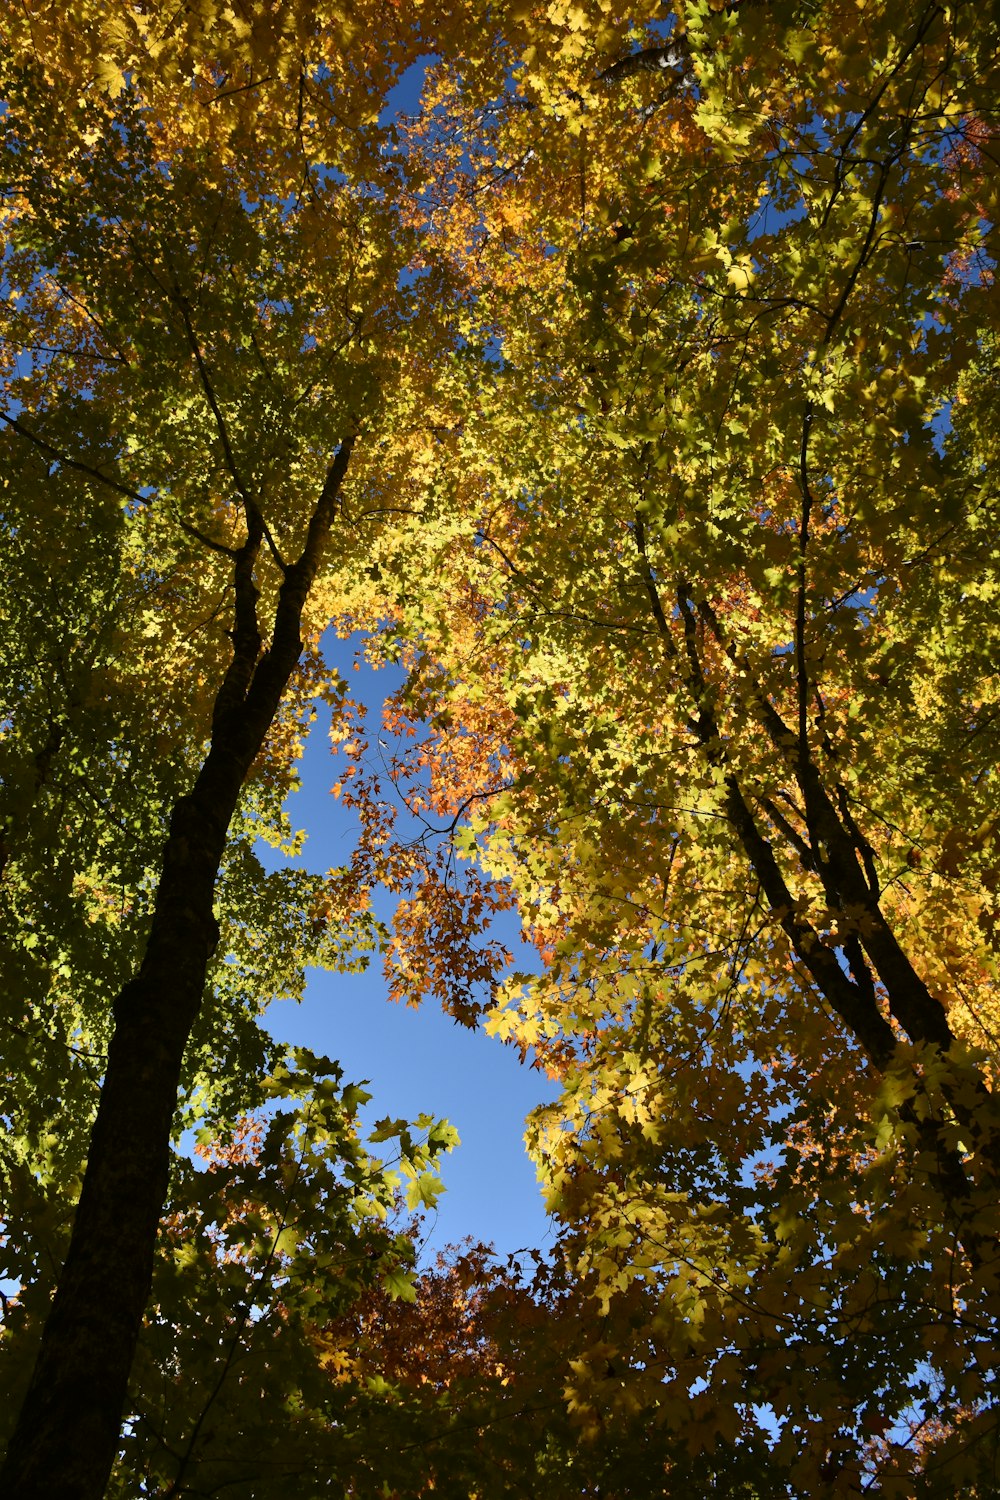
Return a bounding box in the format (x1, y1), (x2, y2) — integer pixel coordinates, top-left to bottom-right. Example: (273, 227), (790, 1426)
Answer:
(174, 290), (288, 575)
(0, 411), (146, 504)
(796, 405), (815, 781)
(674, 586), (899, 1068)
(633, 516), (675, 648)
(599, 42), (689, 85)
(176, 515), (240, 558)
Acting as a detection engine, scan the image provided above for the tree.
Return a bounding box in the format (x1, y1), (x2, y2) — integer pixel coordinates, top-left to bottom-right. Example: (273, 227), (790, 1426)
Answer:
(349, 0), (1000, 1489)
(0, 5), (477, 1493)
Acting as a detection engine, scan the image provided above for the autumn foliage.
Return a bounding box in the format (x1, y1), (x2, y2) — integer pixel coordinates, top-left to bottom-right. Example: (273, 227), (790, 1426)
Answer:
(2, 1), (1000, 1496)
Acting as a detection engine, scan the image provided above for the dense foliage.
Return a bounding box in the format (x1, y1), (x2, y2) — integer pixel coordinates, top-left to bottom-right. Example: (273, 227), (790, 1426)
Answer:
(1, 1), (999, 1495)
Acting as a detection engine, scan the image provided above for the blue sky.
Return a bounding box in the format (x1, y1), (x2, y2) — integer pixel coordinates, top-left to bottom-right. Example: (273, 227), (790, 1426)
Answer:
(260, 632), (560, 1264)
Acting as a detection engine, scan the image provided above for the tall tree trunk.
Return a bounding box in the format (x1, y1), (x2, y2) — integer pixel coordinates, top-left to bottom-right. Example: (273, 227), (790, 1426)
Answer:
(0, 439), (354, 1500)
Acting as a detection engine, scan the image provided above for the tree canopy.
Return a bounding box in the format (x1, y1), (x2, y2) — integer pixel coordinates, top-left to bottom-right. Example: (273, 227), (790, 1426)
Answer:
(1, 1), (999, 1496)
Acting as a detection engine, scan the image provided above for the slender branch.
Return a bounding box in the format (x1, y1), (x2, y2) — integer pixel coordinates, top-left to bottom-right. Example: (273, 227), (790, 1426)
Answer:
(674, 586), (897, 1068)
(694, 592), (955, 1051)
(817, 2), (939, 231)
(0, 412), (146, 504)
(758, 795), (818, 874)
(633, 516), (675, 648)
(174, 293), (251, 508)
(176, 515), (240, 558)
(260, 516), (288, 573)
(206, 74), (275, 105)
(796, 405), (815, 781)
(835, 781), (881, 899)
(475, 527), (529, 582)
(822, 153), (896, 339)
(810, 686), (881, 899)
(173, 289), (289, 574)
